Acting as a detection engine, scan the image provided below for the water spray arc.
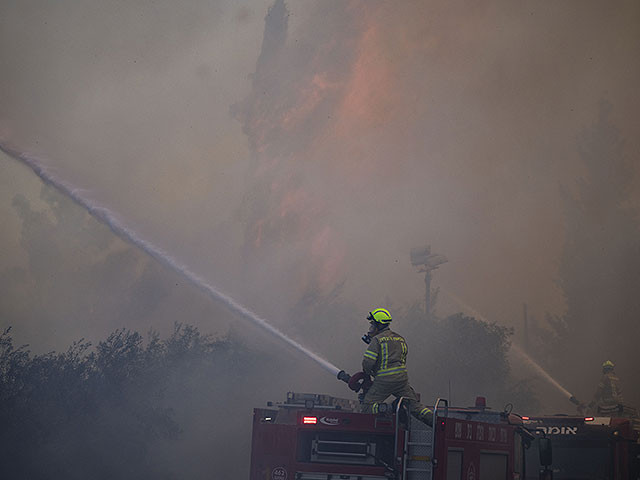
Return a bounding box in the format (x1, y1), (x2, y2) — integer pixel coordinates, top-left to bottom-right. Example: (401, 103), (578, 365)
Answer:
(1, 144), (342, 378)
(441, 288), (580, 404)
(510, 343), (572, 400)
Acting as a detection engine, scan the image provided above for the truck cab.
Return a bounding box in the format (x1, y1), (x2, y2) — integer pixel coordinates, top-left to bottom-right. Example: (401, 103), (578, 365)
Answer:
(523, 414), (640, 480)
(250, 392), (534, 480)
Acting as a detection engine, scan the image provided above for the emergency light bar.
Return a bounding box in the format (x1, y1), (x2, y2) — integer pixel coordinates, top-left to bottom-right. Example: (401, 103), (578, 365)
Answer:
(302, 416), (318, 424)
(584, 417), (594, 422)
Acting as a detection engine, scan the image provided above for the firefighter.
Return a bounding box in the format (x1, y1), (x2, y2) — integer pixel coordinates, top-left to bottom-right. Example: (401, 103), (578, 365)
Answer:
(588, 360), (624, 414)
(360, 308), (433, 426)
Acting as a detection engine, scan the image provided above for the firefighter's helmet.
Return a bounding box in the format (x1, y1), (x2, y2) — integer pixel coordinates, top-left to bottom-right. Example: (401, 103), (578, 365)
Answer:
(367, 308), (392, 326)
(602, 360), (615, 370)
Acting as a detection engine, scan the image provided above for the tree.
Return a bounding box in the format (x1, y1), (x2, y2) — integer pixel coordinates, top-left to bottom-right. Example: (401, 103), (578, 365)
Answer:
(0, 324), (274, 479)
(401, 307), (537, 412)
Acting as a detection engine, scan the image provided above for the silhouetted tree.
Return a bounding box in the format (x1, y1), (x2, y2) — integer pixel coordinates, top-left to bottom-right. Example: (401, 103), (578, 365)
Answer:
(402, 308), (537, 412)
(0, 324), (266, 479)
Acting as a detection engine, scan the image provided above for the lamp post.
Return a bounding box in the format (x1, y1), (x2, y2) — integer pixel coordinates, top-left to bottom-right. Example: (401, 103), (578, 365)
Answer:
(410, 246), (448, 322)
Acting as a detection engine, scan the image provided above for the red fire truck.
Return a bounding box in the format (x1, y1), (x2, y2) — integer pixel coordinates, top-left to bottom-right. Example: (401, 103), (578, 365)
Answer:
(523, 413), (640, 480)
(250, 392), (538, 480)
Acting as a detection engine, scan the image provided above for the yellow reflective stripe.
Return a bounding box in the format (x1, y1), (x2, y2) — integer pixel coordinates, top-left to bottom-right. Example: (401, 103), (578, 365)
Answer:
(376, 366), (407, 377)
(420, 408), (433, 416)
(378, 365), (407, 373)
(401, 340), (407, 363)
(372, 403), (379, 413)
(363, 350), (378, 360)
(381, 342), (388, 369)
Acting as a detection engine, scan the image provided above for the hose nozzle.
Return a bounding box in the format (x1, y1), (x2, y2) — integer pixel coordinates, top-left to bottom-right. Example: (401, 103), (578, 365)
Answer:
(337, 370), (351, 384)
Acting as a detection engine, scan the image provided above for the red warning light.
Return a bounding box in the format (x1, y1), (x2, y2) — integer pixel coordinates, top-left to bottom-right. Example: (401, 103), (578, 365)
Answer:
(475, 396), (487, 408)
(522, 416), (530, 420)
(584, 417), (594, 422)
(302, 416), (318, 424)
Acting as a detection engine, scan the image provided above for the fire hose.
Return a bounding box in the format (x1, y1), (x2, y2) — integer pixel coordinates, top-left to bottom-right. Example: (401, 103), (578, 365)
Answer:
(337, 369), (373, 405)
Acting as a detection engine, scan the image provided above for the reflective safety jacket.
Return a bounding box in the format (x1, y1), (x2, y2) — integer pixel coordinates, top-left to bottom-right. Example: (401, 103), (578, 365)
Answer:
(362, 328), (408, 378)
(592, 371), (623, 407)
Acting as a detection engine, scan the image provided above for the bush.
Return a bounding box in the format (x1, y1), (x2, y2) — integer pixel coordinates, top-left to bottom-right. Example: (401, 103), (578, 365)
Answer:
(0, 324), (258, 479)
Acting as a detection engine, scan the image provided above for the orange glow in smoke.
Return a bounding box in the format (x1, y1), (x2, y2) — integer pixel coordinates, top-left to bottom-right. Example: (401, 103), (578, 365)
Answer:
(339, 24), (395, 132)
(282, 73), (339, 131)
(241, 1), (414, 293)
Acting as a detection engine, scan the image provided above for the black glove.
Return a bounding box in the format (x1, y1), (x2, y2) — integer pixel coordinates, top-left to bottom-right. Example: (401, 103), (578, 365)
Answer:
(337, 370), (351, 383)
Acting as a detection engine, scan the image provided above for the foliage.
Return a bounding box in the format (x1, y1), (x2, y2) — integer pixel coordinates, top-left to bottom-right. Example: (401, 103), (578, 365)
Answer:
(0, 324), (258, 479)
(401, 308), (537, 412)
(427, 313), (512, 393)
(293, 290), (539, 412)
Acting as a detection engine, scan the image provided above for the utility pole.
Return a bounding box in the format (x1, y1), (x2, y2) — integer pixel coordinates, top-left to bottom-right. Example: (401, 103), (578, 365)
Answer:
(410, 245), (448, 322)
(523, 303), (530, 354)
(424, 266), (432, 320)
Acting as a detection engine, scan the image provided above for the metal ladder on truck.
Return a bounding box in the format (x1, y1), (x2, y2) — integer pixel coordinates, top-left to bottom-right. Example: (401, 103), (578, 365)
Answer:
(395, 398), (448, 480)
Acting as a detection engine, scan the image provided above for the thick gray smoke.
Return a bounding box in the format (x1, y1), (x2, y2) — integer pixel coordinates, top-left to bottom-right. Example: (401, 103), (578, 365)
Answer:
(2, 143), (341, 376)
(1, 1), (640, 476)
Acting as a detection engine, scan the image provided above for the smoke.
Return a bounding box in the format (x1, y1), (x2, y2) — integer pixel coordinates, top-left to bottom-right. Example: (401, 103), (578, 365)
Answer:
(2, 143), (341, 377)
(1, 0), (639, 458)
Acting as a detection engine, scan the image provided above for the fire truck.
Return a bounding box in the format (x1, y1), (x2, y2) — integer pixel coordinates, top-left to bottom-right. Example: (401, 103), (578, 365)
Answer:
(250, 391), (539, 480)
(523, 412), (640, 480)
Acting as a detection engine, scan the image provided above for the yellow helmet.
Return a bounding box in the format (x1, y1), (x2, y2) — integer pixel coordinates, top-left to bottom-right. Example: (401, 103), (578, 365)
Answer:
(602, 360), (615, 370)
(367, 308), (392, 326)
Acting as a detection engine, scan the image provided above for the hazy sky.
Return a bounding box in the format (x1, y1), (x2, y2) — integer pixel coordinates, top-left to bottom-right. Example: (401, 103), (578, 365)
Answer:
(1, 0), (639, 399)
